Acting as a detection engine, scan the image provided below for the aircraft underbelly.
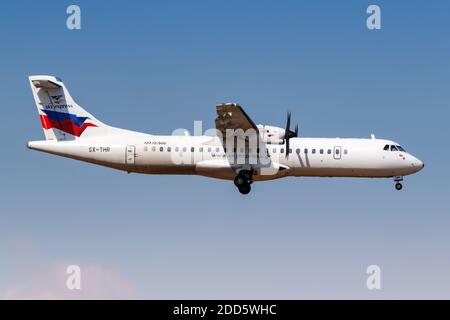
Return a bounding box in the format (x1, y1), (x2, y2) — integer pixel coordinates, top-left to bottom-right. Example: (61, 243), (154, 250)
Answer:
(292, 167), (396, 178)
(134, 164), (196, 175)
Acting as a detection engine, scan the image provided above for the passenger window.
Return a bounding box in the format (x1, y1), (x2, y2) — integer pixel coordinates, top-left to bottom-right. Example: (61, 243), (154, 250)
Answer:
(289, 148), (292, 154)
(296, 148), (300, 154)
(312, 149), (316, 154)
(183, 147), (187, 152)
(175, 147), (179, 152)
(280, 148), (284, 153)
(304, 148), (308, 154)
(191, 147), (195, 152)
(343, 149), (348, 155)
(207, 147), (211, 152)
(327, 149), (331, 154)
(216, 147), (219, 153)
(320, 149), (324, 154)
(167, 147), (171, 152)
(144, 146), (148, 152)
(152, 146), (156, 152)
(391, 145), (398, 151)
(336, 148), (340, 155)
(199, 147), (203, 152)
(383, 144), (389, 151)
(160, 147), (164, 152)
(273, 148), (277, 153)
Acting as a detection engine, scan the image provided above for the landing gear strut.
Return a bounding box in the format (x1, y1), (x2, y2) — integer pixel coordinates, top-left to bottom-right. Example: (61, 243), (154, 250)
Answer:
(234, 170), (253, 195)
(394, 176), (403, 191)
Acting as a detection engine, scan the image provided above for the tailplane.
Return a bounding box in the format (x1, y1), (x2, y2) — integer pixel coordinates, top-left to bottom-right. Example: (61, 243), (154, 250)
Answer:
(29, 75), (108, 141)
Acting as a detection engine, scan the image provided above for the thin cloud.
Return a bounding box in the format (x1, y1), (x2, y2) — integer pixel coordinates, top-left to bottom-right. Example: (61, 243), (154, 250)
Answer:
(1, 262), (136, 300)
(1, 236), (136, 300)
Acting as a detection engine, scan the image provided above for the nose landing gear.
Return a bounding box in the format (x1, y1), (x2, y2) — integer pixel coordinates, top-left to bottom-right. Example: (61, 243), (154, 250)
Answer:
(394, 176), (403, 191)
(234, 170), (253, 195)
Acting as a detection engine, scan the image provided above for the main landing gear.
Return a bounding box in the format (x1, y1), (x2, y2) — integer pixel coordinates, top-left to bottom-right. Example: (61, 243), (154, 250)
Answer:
(234, 170), (253, 195)
(394, 176), (403, 191)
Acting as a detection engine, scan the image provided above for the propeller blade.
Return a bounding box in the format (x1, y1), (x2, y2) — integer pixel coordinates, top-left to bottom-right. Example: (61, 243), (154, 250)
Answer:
(285, 111), (291, 133)
(284, 111), (295, 157)
(285, 136), (290, 157)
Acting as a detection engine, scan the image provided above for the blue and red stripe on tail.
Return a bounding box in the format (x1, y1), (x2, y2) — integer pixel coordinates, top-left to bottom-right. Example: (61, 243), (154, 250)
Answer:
(39, 109), (97, 137)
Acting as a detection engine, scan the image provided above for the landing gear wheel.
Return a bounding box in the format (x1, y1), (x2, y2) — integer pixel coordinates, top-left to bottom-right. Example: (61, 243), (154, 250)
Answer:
(395, 182), (403, 191)
(234, 170), (254, 194)
(242, 171), (252, 181)
(234, 175), (245, 187)
(238, 183), (251, 195)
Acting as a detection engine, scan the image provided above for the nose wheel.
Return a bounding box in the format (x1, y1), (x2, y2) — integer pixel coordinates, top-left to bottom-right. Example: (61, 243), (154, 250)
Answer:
(234, 170), (253, 195)
(394, 176), (403, 191)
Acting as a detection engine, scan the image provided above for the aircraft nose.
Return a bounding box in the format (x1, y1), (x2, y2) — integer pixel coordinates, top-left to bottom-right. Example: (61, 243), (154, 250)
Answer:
(413, 157), (424, 172)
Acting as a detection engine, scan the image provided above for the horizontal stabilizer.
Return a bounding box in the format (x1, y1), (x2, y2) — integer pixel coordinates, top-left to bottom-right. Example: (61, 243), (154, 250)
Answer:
(31, 79), (61, 89)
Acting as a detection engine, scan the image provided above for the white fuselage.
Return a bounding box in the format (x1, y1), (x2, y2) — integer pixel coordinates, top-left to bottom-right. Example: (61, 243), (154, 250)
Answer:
(28, 132), (424, 181)
(26, 75), (424, 194)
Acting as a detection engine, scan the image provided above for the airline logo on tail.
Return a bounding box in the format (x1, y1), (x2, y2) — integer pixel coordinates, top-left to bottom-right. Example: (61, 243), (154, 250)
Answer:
(51, 95), (64, 104)
(39, 109), (97, 137)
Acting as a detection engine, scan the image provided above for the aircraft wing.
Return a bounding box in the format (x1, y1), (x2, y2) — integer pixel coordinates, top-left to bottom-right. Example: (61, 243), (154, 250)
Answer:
(215, 103), (259, 138)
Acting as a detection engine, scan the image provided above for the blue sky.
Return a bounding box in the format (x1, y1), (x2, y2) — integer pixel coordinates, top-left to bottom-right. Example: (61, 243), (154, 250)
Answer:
(0, 1), (449, 298)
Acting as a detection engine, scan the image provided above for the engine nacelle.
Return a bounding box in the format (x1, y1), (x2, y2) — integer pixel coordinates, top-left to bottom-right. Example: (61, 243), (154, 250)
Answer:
(257, 124), (286, 144)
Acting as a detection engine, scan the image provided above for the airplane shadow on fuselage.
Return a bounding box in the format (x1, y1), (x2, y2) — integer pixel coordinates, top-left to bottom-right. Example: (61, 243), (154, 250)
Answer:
(295, 152), (310, 168)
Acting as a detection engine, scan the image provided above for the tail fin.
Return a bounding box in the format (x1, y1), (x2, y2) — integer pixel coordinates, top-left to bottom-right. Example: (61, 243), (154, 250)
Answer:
(29, 75), (107, 141)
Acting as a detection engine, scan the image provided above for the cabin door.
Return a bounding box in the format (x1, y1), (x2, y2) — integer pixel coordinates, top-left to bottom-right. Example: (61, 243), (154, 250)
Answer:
(126, 145), (136, 165)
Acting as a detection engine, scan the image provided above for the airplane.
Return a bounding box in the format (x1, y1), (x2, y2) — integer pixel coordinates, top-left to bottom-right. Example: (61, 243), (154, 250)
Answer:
(27, 75), (424, 195)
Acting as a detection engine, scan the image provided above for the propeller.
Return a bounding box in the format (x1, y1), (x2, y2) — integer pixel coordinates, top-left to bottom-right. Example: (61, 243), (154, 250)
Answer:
(284, 111), (298, 157)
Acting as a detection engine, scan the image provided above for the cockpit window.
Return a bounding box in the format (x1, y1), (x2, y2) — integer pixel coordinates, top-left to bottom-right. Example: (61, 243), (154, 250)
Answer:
(384, 144), (405, 152)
